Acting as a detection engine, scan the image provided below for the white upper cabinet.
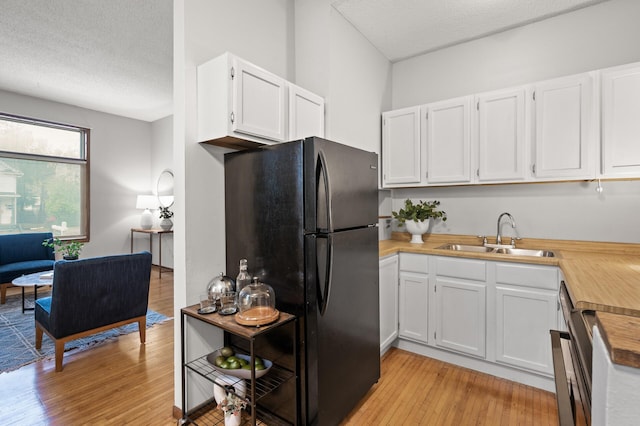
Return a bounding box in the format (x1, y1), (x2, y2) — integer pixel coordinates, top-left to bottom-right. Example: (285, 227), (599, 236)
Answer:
(380, 63), (640, 186)
(198, 53), (287, 146)
(600, 62), (640, 177)
(475, 87), (528, 183)
(288, 84), (325, 140)
(425, 96), (472, 184)
(197, 52), (324, 149)
(232, 57), (287, 142)
(531, 73), (596, 180)
(382, 106), (422, 186)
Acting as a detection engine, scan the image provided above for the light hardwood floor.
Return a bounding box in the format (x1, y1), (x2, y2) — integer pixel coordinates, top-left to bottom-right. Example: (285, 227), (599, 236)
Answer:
(0, 270), (557, 425)
(0, 268), (177, 426)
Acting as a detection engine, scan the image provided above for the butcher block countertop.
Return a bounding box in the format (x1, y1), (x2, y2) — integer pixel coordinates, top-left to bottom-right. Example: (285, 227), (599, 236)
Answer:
(380, 233), (640, 367)
(596, 312), (640, 369)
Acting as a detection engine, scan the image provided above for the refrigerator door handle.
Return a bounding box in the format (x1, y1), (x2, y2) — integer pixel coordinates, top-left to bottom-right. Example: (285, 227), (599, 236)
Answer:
(317, 234), (333, 316)
(317, 149), (333, 232)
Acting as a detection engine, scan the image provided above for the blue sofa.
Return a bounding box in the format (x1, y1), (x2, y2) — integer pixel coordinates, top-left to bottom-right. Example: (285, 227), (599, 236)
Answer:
(0, 232), (56, 304)
(35, 251), (152, 372)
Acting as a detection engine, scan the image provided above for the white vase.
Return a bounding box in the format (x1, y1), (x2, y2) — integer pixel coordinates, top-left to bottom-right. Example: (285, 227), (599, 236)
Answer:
(213, 375), (246, 405)
(224, 412), (242, 426)
(159, 218), (173, 231)
(404, 219), (430, 244)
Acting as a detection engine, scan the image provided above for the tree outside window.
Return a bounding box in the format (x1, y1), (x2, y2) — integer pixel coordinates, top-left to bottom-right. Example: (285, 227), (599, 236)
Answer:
(0, 113), (88, 239)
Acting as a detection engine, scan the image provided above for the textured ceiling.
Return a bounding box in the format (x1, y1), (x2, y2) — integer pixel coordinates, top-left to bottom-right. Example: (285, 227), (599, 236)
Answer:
(0, 1), (610, 122)
(332, 0), (611, 62)
(0, 0), (172, 122)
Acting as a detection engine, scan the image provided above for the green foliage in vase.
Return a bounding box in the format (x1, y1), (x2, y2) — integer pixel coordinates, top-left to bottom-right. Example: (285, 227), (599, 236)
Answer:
(392, 199), (447, 226)
(159, 206), (174, 219)
(42, 237), (84, 258)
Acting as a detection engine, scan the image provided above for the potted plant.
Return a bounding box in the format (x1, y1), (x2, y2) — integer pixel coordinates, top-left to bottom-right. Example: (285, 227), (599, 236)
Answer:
(42, 238), (84, 260)
(158, 206), (174, 231)
(217, 391), (247, 426)
(392, 199), (447, 244)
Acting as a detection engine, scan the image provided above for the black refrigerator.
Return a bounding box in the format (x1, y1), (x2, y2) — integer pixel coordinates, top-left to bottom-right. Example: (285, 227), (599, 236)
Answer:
(225, 137), (380, 425)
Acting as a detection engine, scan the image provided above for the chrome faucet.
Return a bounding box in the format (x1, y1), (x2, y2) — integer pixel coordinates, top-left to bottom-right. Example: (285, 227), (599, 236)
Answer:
(496, 212), (516, 246)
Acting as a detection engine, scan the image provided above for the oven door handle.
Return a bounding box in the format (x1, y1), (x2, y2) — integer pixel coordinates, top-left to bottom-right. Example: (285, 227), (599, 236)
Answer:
(551, 329), (576, 426)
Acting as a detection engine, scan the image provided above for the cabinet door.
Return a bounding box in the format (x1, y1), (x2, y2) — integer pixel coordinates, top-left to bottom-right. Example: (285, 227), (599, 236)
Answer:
(495, 286), (557, 375)
(601, 63), (640, 177)
(382, 106), (421, 186)
(232, 57), (287, 142)
(476, 88), (527, 182)
(289, 84), (325, 140)
(379, 255), (399, 353)
(399, 272), (429, 343)
(434, 277), (486, 358)
(426, 96), (472, 184)
(532, 73), (595, 179)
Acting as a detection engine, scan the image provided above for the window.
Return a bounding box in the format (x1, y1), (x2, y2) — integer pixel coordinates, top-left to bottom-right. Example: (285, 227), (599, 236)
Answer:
(0, 113), (89, 240)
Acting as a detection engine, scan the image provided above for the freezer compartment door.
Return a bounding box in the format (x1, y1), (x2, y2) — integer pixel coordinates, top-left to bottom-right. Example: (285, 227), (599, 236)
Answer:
(304, 137), (378, 233)
(305, 226), (380, 425)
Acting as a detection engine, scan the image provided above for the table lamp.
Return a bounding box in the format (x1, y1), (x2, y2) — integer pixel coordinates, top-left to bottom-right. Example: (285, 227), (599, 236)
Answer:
(136, 195), (157, 229)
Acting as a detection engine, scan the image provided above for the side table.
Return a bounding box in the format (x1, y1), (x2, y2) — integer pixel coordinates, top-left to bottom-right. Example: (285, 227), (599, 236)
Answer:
(130, 228), (173, 278)
(12, 271), (54, 313)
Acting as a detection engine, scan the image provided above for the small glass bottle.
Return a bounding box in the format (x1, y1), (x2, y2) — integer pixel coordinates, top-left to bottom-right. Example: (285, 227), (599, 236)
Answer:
(236, 259), (251, 295)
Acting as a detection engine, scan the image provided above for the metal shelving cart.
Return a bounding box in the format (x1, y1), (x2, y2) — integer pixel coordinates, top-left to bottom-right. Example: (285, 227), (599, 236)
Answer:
(180, 305), (297, 425)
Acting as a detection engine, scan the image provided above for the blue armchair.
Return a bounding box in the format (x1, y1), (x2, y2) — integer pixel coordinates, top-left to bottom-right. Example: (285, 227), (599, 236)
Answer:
(35, 251), (152, 372)
(0, 232), (55, 304)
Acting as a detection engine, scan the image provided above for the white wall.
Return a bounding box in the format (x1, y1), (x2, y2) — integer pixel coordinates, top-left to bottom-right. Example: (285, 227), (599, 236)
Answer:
(148, 115), (174, 268)
(389, 0), (640, 243)
(295, 1), (392, 155)
(174, 0), (294, 411)
(392, 0), (640, 109)
(174, 0), (391, 411)
(0, 89), (153, 256)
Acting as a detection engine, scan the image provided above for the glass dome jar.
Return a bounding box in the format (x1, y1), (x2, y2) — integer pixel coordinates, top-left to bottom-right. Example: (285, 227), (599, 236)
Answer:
(206, 272), (235, 308)
(236, 277), (279, 326)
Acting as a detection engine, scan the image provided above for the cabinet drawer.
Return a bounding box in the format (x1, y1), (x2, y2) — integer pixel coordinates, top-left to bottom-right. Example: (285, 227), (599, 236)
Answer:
(399, 253), (429, 274)
(495, 262), (559, 290)
(435, 257), (485, 281)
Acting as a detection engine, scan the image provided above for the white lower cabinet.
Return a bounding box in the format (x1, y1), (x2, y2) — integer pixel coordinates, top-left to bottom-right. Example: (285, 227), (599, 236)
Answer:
(434, 277), (486, 358)
(379, 255), (399, 353)
(494, 262), (559, 376)
(390, 252), (560, 389)
(434, 256), (487, 358)
(398, 253), (430, 343)
(399, 272), (429, 343)
(495, 286), (557, 374)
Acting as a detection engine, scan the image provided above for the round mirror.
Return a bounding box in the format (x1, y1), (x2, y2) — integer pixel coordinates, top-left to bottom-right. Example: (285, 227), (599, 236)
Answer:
(157, 169), (174, 208)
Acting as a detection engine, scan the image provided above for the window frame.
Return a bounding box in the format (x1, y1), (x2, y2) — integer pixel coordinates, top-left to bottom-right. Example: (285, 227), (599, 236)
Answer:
(0, 112), (90, 242)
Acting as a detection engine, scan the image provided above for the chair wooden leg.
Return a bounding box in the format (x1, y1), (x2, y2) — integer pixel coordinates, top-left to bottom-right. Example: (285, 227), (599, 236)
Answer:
(55, 340), (65, 372)
(35, 324), (43, 349)
(0, 283), (7, 304)
(138, 317), (146, 344)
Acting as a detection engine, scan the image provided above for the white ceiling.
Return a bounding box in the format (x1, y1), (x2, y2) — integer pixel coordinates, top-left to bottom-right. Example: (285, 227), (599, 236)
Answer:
(332, 0), (611, 62)
(0, 1), (610, 122)
(0, 0), (172, 122)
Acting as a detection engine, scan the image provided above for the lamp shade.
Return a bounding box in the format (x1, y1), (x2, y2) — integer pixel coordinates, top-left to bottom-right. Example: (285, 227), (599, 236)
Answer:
(136, 195), (158, 210)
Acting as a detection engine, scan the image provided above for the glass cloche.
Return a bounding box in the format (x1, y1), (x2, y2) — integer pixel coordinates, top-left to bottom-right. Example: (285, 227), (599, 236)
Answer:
(235, 277), (279, 326)
(207, 272), (235, 308)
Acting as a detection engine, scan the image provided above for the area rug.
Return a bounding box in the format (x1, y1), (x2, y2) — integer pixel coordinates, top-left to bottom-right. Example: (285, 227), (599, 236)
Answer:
(0, 290), (171, 373)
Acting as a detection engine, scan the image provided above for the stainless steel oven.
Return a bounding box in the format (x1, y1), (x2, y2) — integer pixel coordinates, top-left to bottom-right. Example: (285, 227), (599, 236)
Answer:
(551, 281), (594, 426)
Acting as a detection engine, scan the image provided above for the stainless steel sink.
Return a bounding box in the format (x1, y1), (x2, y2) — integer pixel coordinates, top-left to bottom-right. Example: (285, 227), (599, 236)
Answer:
(436, 243), (555, 258)
(493, 248), (555, 257)
(436, 243), (495, 253)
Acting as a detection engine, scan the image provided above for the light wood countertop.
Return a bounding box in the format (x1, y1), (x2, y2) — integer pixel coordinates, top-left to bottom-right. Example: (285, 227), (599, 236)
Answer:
(380, 232), (640, 367)
(596, 312), (640, 369)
